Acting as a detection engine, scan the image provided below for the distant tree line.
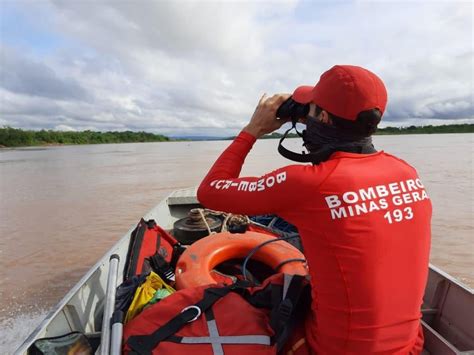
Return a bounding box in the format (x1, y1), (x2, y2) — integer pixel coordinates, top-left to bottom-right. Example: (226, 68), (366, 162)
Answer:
(0, 126), (170, 147)
(259, 123), (474, 139)
(1, 124), (472, 147)
(375, 124), (474, 135)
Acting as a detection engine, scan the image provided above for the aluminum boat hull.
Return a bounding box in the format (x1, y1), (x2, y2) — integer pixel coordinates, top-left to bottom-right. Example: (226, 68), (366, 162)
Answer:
(15, 188), (474, 354)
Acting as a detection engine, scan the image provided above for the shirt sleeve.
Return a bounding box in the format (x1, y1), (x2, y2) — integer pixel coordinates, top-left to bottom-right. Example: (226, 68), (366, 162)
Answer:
(197, 130), (324, 216)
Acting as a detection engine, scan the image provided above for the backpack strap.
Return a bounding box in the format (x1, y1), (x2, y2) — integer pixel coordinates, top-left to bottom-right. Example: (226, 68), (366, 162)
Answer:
(149, 253), (175, 283)
(240, 274), (307, 351)
(269, 274), (306, 352)
(127, 283), (248, 354)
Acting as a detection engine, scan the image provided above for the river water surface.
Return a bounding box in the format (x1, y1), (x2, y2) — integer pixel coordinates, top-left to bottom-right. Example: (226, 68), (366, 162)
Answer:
(1, 133), (473, 352)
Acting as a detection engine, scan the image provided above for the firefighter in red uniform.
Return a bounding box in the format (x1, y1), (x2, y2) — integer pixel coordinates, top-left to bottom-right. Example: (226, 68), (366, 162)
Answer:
(197, 65), (431, 354)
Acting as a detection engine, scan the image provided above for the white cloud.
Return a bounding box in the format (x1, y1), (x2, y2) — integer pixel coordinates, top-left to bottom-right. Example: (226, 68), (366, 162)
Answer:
(0, 0), (472, 135)
(54, 124), (76, 131)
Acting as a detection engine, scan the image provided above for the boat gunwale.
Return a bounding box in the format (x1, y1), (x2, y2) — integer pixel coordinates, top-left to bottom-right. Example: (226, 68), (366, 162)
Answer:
(428, 263), (473, 294)
(14, 224), (136, 354)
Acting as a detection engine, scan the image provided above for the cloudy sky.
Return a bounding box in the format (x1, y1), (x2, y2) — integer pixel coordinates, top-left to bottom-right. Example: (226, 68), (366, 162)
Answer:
(0, 0), (472, 136)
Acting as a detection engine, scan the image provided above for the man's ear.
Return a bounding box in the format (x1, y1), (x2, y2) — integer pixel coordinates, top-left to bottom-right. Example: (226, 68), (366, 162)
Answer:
(320, 110), (332, 124)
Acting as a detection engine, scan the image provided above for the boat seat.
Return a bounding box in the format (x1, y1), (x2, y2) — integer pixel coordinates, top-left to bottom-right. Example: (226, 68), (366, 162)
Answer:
(167, 187), (199, 205)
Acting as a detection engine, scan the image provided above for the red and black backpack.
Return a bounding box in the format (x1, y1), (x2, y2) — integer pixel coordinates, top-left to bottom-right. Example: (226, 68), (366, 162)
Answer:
(123, 273), (309, 355)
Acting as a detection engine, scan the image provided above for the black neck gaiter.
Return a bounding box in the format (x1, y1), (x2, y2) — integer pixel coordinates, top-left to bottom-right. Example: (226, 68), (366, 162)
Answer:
(302, 117), (376, 154)
(278, 117), (376, 165)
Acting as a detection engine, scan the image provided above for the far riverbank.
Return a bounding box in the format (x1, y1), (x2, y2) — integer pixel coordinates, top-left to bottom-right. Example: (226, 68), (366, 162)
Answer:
(1, 123), (473, 148)
(260, 123), (474, 140)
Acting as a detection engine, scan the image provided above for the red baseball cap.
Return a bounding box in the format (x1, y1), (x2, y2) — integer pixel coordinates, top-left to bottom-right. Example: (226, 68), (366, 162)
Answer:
(292, 65), (387, 121)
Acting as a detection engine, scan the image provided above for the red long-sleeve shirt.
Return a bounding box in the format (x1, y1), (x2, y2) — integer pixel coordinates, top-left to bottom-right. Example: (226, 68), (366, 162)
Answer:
(197, 131), (431, 354)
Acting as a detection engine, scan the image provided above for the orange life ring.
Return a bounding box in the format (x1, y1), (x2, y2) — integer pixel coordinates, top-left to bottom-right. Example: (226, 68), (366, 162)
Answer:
(175, 231), (308, 289)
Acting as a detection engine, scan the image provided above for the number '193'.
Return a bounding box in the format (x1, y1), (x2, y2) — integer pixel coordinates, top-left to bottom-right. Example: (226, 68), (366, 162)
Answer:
(384, 207), (414, 224)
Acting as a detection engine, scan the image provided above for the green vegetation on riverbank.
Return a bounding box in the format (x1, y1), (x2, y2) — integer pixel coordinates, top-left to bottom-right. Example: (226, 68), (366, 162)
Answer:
(0, 126), (170, 147)
(1, 123), (472, 147)
(261, 123), (474, 139)
(376, 124), (473, 135)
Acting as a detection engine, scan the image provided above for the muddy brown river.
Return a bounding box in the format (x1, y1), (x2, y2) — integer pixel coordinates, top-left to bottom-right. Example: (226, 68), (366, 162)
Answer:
(0, 133), (472, 352)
